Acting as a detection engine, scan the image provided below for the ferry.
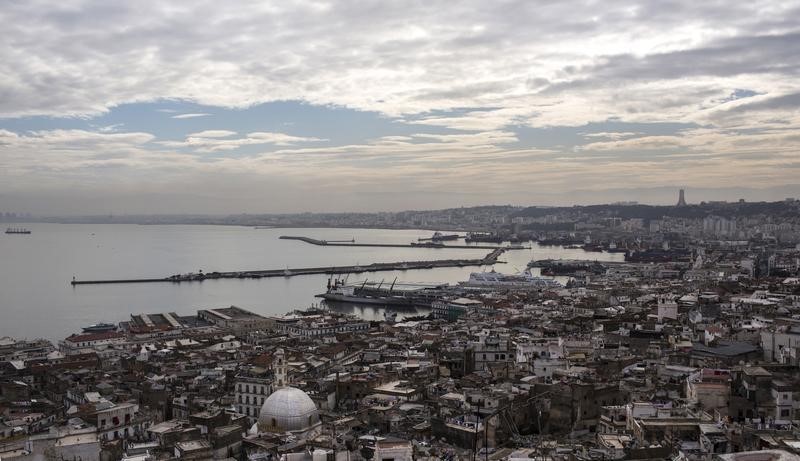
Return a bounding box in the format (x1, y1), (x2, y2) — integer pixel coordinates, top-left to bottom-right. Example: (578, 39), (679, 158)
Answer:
(465, 232), (503, 244)
(82, 322), (118, 333)
(460, 269), (562, 289)
(5, 227), (31, 234)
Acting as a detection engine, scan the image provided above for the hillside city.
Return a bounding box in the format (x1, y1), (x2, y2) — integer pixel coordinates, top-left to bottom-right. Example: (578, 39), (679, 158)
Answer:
(2, 192), (800, 461)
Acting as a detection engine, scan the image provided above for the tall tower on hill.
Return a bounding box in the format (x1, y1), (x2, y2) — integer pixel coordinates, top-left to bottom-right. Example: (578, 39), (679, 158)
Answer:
(677, 189), (687, 207)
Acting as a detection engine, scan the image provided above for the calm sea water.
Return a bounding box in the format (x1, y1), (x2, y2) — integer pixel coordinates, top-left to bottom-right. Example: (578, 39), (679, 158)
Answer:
(0, 224), (624, 340)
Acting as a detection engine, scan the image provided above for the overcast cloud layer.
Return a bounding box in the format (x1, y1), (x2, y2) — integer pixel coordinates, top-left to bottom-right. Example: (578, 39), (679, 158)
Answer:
(1, 0), (799, 214)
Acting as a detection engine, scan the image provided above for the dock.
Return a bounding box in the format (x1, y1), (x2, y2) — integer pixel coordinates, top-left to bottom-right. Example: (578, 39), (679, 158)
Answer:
(279, 235), (528, 250)
(71, 250), (507, 286)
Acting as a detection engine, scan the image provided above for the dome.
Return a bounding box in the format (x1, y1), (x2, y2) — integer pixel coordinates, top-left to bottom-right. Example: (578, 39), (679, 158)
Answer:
(258, 387), (319, 433)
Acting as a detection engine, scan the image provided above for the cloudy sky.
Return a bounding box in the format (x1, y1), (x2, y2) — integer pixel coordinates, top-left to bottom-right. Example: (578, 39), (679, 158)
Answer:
(1, 1), (799, 214)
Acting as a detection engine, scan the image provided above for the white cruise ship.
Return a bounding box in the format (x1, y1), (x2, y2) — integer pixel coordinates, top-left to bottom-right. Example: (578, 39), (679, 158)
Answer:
(461, 269), (562, 289)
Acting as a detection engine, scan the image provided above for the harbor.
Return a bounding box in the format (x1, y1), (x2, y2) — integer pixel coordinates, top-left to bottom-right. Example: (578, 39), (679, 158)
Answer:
(0, 224), (624, 341)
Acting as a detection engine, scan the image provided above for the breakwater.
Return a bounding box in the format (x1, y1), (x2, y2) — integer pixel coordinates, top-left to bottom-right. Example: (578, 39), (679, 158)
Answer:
(71, 250), (506, 285)
(279, 235), (528, 250)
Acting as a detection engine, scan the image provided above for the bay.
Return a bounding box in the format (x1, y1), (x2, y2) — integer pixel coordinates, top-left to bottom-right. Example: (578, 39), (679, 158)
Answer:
(0, 224), (624, 340)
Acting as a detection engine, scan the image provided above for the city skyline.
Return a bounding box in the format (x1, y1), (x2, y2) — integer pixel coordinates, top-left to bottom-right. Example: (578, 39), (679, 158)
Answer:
(2, 1), (800, 214)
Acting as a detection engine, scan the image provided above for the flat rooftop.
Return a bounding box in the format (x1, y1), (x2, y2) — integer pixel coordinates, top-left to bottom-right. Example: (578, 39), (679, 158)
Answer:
(202, 306), (266, 320)
(129, 312), (184, 330)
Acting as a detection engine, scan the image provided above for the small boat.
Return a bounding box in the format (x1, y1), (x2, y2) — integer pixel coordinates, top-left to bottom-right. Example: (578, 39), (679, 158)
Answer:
(5, 227), (31, 234)
(82, 322), (117, 333)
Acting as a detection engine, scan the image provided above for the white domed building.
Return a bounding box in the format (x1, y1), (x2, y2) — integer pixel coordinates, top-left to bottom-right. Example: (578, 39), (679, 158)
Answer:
(256, 349), (321, 437)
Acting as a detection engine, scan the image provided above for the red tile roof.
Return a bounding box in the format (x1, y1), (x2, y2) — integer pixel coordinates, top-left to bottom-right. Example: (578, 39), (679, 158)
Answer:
(65, 331), (126, 343)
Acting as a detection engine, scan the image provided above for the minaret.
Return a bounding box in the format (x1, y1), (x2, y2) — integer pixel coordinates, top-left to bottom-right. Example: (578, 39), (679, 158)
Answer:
(676, 189), (687, 207)
(274, 348), (287, 388)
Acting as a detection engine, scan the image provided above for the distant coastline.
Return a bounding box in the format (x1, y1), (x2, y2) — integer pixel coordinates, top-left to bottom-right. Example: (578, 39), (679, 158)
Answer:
(3, 200), (798, 231)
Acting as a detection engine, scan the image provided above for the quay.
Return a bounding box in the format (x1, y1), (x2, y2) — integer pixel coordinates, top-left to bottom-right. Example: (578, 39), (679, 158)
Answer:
(279, 235), (528, 250)
(71, 250), (506, 286)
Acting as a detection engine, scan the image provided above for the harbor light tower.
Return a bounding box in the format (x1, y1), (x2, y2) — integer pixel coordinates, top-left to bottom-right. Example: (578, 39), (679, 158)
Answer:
(676, 189), (687, 207)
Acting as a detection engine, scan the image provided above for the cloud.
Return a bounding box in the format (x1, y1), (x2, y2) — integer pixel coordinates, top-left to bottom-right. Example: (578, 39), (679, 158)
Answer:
(1, 0), (800, 212)
(96, 123), (124, 133)
(581, 132), (642, 140)
(158, 131), (325, 152)
(2, 122), (800, 213)
(1, 0), (798, 126)
(187, 130), (237, 138)
(171, 113), (212, 119)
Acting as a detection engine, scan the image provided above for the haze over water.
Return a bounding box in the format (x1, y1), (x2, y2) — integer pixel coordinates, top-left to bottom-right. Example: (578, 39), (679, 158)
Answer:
(0, 224), (624, 340)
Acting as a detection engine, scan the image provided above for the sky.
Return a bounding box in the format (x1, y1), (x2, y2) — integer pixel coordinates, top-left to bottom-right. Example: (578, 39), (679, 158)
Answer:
(1, 1), (799, 215)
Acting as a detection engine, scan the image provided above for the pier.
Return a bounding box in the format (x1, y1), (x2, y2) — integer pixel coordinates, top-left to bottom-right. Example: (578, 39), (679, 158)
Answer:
(279, 235), (528, 250)
(71, 250), (506, 286)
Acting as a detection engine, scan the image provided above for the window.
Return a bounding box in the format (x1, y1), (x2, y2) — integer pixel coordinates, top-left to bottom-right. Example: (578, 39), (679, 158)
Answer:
(100, 419), (106, 427)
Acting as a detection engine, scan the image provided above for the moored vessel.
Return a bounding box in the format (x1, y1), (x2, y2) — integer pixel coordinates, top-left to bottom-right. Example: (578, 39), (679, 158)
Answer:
(82, 322), (117, 333)
(317, 277), (449, 308)
(459, 269), (562, 289)
(418, 231), (459, 242)
(5, 227), (31, 234)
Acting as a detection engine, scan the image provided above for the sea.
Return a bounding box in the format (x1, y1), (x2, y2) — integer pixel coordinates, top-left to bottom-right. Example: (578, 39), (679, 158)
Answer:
(0, 224), (625, 341)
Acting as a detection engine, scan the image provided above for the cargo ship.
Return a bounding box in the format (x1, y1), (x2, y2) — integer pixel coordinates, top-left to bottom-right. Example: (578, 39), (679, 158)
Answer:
(418, 231), (460, 242)
(317, 277), (449, 308)
(5, 227), (31, 234)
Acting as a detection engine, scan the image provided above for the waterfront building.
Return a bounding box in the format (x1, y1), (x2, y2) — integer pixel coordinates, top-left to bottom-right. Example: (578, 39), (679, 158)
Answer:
(197, 306), (274, 335)
(432, 297), (483, 321)
(58, 331), (127, 358)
